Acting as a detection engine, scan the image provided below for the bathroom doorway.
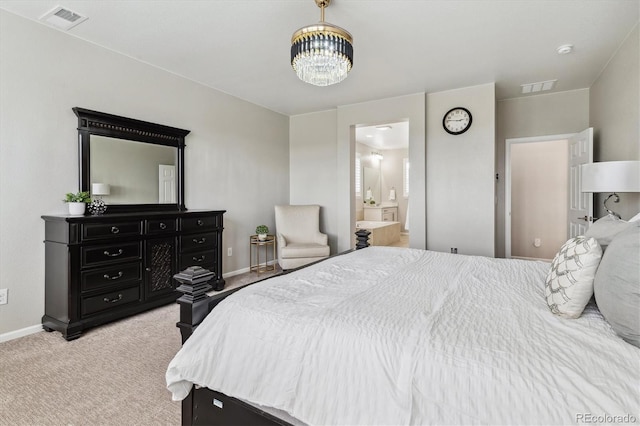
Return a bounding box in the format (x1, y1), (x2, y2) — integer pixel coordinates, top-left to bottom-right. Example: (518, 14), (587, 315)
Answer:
(354, 121), (409, 247)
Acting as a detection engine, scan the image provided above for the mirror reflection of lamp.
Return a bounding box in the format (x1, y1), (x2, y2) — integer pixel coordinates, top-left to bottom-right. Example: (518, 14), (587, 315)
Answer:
(389, 187), (397, 201)
(92, 183), (111, 199)
(365, 187), (373, 201)
(89, 183), (110, 215)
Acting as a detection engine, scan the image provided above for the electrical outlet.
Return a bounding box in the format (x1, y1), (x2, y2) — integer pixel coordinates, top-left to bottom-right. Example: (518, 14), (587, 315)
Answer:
(450, 248), (458, 254)
(0, 288), (7, 305)
(227, 247), (232, 257)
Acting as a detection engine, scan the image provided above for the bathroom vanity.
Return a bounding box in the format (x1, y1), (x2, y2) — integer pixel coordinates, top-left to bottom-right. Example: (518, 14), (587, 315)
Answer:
(364, 205), (397, 222)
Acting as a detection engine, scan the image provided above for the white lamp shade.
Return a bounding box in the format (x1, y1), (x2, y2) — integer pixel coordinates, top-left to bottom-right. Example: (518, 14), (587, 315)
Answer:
(581, 161), (640, 193)
(92, 183), (111, 196)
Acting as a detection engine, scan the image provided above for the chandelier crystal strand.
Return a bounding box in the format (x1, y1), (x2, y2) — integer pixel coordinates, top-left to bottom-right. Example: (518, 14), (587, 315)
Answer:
(291, 0), (353, 86)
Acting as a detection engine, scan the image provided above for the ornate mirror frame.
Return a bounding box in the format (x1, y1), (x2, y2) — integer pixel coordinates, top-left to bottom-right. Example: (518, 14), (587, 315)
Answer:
(73, 107), (190, 213)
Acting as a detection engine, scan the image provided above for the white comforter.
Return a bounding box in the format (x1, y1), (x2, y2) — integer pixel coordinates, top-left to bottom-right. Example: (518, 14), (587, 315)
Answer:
(166, 247), (640, 425)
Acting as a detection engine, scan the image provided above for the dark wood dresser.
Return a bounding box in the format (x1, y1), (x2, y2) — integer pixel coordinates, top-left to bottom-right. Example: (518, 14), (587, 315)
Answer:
(41, 210), (225, 340)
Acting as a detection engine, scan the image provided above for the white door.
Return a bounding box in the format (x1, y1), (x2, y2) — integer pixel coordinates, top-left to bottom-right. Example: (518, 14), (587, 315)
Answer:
(158, 165), (176, 204)
(568, 128), (593, 238)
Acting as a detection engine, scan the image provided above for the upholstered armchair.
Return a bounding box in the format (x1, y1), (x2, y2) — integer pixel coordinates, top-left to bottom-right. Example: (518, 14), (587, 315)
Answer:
(274, 205), (330, 270)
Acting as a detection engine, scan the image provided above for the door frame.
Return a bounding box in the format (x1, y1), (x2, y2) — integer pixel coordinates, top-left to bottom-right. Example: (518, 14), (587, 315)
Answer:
(505, 133), (574, 258)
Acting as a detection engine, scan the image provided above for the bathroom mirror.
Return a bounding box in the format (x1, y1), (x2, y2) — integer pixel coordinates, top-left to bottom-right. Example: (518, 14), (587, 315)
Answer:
(363, 166), (381, 204)
(74, 107), (190, 213)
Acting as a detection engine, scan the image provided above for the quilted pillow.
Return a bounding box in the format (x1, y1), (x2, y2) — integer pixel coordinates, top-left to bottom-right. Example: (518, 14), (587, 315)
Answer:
(594, 225), (640, 347)
(545, 236), (602, 318)
(585, 214), (634, 250)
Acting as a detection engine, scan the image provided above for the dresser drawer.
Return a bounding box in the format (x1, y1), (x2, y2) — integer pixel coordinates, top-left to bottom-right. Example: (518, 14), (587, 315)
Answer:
(82, 242), (142, 267)
(146, 218), (177, 235)
(180, 232), (216, 252)
(81, 262), (142, 292)
(81, 285), (140, 316)
(82, 221), (142, 241)
(182, 216), (217, 232)
(180, 249), (216, 269)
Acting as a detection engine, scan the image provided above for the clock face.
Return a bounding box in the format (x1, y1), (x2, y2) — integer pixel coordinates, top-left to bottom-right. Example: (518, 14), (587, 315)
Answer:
(443, 107), (472, 135)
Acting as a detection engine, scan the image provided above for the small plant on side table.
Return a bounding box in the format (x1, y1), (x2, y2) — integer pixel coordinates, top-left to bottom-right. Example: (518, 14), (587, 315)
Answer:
(255, 225), (269, 241)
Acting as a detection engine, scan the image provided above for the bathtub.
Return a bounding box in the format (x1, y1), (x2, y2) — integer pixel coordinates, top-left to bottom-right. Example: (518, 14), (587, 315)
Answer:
(355, 221), (401, 246)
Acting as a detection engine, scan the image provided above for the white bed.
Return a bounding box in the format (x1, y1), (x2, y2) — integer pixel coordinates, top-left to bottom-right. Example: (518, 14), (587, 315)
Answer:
(166, 246), (639, 425)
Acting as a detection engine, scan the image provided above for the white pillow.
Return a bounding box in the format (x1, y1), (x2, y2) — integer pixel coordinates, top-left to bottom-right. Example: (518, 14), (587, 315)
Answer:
(585, 214), (634, 250)
(594, 226), (640, 347)
(545, 236), (602, 318)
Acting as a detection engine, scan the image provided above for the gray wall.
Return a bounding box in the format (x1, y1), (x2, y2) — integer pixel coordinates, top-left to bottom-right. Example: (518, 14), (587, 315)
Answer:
(0, 11), (289, 337)
(289, 110), (338, 252)
(426, 83), (496, 256)
(590, 24), (640, 219)
(495, 89), (590, 257)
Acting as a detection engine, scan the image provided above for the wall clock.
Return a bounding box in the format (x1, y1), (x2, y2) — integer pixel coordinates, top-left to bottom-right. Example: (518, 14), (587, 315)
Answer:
(443, 107), (472, 135)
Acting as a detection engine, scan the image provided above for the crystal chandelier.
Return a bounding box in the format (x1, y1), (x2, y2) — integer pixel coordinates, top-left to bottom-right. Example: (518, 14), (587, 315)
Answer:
(291, 0), (353, 86)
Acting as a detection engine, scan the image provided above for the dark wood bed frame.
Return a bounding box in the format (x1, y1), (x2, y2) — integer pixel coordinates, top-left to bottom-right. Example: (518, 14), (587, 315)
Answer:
(174, 230), (371, 425)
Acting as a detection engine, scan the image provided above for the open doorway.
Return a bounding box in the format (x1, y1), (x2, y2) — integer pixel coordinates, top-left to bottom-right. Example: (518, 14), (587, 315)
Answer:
(354, 121), (409, 247)
(505, 135), (570, 260)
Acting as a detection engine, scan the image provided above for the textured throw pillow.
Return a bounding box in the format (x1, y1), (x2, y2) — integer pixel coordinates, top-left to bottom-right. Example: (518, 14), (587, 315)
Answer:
(585, 214), (634, 250)
(545, 236), (602, 318)
(594, 225), (640, 348)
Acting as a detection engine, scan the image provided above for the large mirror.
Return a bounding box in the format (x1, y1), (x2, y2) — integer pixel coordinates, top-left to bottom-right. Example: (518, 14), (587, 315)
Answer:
(74, 107), (189, 213)
(363, 166), (381, 205)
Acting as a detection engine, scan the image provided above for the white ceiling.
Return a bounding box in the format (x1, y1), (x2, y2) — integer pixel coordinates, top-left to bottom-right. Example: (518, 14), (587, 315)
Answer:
(356, 121), (409, 150)
(1, 1), (638, 116)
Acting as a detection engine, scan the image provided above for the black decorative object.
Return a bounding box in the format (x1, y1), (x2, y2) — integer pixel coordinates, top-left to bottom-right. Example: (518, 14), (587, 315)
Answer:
(174, 266), (215, 343)
(88, 198), (108, 215)
(73, 107), (189, 213)
(355, 229), (371, 249)
(41, 210), (225, 340)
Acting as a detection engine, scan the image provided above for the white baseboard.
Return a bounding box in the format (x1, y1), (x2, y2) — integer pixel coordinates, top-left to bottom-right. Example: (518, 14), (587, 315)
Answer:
(0, 324), (43, 343)
(223, 259), (278, 278)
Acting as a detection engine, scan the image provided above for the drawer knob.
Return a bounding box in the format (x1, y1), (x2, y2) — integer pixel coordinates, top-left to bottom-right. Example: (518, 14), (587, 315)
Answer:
(193, 237), (206, 244)
(103, 271), (123, 280)
(103, 294), (123, 303)
(103, 249), (123, 257)
(159, 222), (167, 230)
(192, 255), (205, 263)
(197, 219), (204, 226)
(111, 226), (120, 234)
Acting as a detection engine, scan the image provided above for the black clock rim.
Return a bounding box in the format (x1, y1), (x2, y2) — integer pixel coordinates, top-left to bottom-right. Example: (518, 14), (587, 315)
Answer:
(443, 107), (472, 135)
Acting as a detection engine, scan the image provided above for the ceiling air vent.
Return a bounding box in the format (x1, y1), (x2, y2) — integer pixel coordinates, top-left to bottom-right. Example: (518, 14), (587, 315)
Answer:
(39, 6), (88, 31)
(521, 80), (557, 94)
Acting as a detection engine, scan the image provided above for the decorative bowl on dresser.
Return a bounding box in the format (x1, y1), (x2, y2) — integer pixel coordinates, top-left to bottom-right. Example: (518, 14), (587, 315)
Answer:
(42, 107), (226, 340)
(41, 210), (225, 340)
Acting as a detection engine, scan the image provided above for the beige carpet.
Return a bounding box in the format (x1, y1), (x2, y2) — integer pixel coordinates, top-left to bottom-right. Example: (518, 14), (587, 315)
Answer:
(0, 269), (280, 426)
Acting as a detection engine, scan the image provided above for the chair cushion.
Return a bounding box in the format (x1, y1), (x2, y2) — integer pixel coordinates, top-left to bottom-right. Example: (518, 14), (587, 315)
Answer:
(281, 243), (330, 259)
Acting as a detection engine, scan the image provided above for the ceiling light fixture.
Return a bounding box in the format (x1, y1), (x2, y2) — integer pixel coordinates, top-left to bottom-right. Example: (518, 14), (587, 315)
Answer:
(291, 0), (354, 86)
(557, 44), (573, 55)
